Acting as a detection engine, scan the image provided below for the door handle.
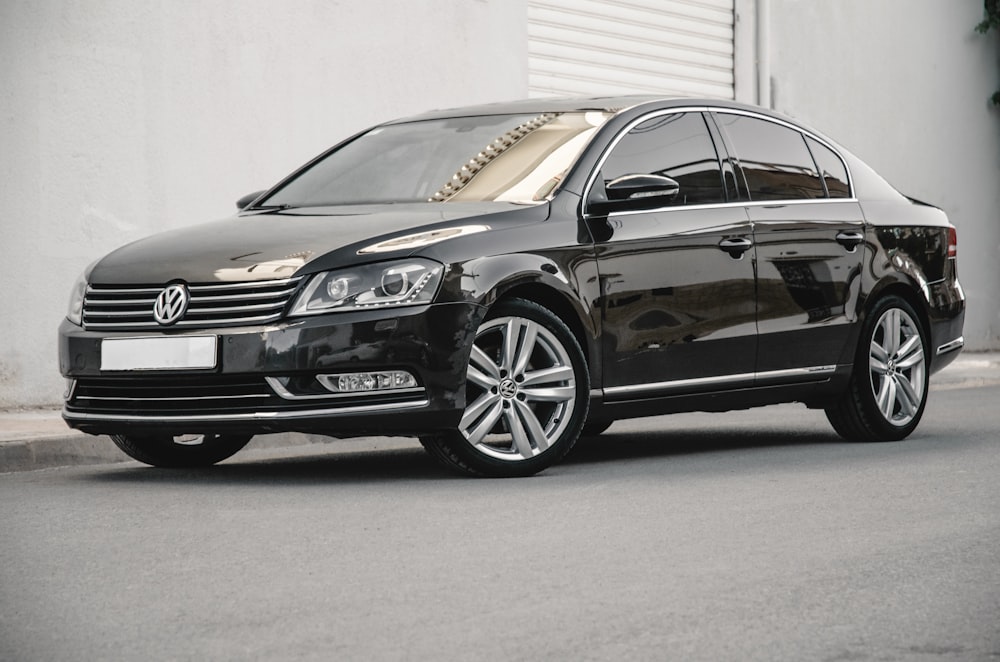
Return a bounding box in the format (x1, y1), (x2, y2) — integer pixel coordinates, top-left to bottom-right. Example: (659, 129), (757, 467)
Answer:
(835, 231), (864, 252)
(718, 237), (753, 259)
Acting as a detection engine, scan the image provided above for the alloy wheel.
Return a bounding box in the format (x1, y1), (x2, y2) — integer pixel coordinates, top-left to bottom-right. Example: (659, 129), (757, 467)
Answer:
(461, 315), (577, 461)
(868, 307), (926, 427)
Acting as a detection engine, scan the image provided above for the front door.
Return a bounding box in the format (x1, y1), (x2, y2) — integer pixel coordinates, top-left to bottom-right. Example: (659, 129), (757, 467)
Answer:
(585, 111), (758, 397)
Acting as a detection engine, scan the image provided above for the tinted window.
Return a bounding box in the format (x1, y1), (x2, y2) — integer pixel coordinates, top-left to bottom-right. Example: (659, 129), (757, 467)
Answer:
(596, 112), (725, 206)
(806, 137), (851, 198)
(716, 114), (825, 200)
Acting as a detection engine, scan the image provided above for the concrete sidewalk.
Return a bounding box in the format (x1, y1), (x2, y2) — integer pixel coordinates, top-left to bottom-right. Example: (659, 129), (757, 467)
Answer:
(3, 352), (998, 473)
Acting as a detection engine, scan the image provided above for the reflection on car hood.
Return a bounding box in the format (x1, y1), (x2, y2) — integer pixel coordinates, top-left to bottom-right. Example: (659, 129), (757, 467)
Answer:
(88, 202), (545, 284)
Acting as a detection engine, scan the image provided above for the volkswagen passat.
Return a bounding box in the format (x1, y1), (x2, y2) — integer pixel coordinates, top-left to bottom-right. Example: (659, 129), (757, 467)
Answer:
(59, 97), (966, 476)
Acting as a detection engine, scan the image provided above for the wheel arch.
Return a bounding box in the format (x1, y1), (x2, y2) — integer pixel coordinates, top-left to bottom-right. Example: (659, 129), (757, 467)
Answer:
(862, 277), (933, 345)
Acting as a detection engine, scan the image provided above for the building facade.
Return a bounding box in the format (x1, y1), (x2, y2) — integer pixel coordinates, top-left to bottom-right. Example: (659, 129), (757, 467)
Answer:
(1, 0), (996, 407)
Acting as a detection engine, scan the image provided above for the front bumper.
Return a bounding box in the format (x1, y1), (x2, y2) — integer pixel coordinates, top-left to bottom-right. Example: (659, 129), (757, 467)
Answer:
(59, 302), (483, 437)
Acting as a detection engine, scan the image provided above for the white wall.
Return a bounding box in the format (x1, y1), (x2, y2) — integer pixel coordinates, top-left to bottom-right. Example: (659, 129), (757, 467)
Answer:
(759, 0), (1000, 350)
(0, 0), (527, 407)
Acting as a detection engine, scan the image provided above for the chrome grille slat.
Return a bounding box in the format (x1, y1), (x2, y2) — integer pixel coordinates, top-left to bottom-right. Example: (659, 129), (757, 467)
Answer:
(82, 276), (304, 330)
(84, 297), (158, 307)
(183, 301), (287, 314)
(188, 276), (302, 291)
(189, 286), (299, 302)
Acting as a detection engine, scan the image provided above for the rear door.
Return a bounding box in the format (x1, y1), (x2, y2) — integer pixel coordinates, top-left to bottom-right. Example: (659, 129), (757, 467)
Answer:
(711, 112), (865, 378)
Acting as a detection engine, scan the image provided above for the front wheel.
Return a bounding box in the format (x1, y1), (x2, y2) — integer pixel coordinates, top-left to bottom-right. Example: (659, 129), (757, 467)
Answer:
(420, 298), (589, 477)
(825, 296), (929, 441)
(110, 433), (252, 467)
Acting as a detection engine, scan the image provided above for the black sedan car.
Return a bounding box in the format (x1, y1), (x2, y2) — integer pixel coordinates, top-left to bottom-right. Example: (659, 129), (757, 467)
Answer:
(60, 96), (966, 476)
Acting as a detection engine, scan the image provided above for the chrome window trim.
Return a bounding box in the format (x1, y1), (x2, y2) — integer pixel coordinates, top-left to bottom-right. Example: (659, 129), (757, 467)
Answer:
(265, 376), (425, 401)
(62, 398), (430, 423)
(595, 196), (862, 220)
(604, 365), (837, 398)
(580, 106), (855, 219)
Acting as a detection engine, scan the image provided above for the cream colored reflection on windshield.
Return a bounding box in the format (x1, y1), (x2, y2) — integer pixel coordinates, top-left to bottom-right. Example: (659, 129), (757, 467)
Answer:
(434, 112), (612, 204)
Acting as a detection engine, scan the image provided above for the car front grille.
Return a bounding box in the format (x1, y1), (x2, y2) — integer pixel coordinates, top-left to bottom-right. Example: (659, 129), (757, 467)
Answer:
(82, 277), (304, 330)
(70, 375), (276, 414)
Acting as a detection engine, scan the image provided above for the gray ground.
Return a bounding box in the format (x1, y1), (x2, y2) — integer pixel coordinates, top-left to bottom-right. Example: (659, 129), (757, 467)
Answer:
(2, 384), (998, 661)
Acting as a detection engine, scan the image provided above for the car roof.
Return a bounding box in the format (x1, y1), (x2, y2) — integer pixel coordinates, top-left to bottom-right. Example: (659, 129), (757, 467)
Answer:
(388, 95), (781, 124)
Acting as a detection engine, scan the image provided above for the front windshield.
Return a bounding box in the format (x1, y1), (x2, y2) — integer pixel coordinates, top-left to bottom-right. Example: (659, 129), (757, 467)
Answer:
(261, 111), (612, 207)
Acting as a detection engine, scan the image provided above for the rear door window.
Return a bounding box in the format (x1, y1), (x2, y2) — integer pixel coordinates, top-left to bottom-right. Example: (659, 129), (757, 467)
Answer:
(714, 114), (826, 201)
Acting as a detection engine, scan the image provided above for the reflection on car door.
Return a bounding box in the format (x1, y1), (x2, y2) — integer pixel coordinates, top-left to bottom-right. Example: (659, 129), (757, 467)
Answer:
(586, 112), (757, 396)
(712, 112), (865, 378)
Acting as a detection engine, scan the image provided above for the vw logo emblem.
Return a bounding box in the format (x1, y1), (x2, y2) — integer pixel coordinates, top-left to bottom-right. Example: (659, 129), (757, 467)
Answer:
(153, 283), (190, 325)
(498, 378), (518, 399)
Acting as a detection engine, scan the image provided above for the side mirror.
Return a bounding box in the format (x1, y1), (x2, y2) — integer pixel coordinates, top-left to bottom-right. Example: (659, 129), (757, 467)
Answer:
(236, 190), (267, 210)
(606, 174), (680, 201)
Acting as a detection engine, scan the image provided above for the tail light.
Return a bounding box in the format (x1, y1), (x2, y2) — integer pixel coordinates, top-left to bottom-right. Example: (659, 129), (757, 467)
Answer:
(947, 226), (957, 258)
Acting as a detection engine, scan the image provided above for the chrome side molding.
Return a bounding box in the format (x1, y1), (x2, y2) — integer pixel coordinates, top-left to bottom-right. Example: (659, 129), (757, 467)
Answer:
(936, 337), (964, 356)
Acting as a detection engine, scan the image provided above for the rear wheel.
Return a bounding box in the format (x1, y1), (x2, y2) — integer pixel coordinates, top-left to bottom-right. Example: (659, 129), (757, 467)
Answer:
(825, 296), (928, 441)
(110, 433), (252, 467)
(420, 298), (588, 477)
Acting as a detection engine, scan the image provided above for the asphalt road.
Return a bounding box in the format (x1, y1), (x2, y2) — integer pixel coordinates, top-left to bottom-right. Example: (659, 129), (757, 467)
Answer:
(2, 385), (998, 661)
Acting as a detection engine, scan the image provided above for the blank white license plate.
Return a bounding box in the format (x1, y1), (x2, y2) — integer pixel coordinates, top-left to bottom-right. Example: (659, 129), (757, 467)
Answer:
(101, 336), (218, 371)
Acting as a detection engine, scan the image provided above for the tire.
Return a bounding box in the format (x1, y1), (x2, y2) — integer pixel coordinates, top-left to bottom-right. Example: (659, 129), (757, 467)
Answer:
(581, 418), (614, 437)
(825, 295), (929, 442)
(420, 298), (589, 477)
(110, 433), (252, 468)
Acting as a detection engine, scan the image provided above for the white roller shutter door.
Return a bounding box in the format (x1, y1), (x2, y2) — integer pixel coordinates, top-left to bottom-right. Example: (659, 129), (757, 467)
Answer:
(528, 0), (735, 99)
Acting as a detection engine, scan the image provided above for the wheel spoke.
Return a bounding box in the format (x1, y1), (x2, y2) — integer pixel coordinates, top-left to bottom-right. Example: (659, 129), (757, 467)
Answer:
(462, 397), (503, 447)
(467, 364), (497, 391)
(521, 385), (576, 403)
(895, 374), (921, 416)
(883, 309), (901, 355)
(505, 406), (536, 459)
(876, 376), (897, 419)
(514, 399), (550, 453)
(511, 322), (538, 377)
(520, 365), (574, 387)
(869, 354), (888, 374)
(896, 339), (924, 369)
(500, 319), (523, 373)
(470, 344), (500, 381)
(870, 339), (888, 363)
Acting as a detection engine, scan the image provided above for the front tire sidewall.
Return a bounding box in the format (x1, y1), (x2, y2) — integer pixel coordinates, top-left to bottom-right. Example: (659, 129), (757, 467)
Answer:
(111, 433), (252, 468)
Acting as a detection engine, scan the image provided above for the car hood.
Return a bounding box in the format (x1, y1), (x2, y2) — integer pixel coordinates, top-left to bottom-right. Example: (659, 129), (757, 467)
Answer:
(88, 202), (547, 284)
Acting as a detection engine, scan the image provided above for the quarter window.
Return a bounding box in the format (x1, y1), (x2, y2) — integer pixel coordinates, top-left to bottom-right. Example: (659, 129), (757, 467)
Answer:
(806, 137), (851, 198)
(715, 114), (825, 200)
(594, 112), (725, 207)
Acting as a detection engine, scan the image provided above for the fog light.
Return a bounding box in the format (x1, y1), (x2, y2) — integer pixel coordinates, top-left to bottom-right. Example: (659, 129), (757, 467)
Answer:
(316, 370), (417, 393)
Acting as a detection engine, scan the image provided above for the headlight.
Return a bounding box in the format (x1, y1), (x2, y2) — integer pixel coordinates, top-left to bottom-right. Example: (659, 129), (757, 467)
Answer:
(66, 271), (88, 326)
(289, 258), (444, 316)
